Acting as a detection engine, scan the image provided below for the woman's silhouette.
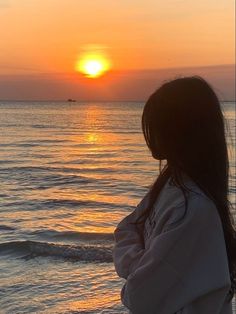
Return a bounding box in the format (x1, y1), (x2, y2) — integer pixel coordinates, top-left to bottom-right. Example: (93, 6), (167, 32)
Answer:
(113, 76), (236, 314)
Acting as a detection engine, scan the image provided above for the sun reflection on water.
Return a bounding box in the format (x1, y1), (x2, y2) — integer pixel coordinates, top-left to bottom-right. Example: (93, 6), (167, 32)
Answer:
(87, 133), (99, 143)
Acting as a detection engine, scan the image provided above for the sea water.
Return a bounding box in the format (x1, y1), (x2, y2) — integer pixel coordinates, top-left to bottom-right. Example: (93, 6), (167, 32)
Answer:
(0, 101), (235, 313)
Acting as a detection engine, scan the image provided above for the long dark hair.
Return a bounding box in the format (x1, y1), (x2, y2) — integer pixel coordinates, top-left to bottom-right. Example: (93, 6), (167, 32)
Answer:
(136, 76), (236, 300)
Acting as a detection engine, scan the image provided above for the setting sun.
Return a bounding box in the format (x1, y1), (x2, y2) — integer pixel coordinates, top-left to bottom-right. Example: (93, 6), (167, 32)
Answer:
(76, 53), (111, 78)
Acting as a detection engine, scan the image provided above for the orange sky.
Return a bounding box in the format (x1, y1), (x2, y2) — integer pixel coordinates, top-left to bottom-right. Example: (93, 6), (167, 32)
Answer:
(0, 0), (235, 100)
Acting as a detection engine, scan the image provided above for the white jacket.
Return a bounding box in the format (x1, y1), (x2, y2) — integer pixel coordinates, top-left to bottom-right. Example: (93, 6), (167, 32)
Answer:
(113, 174), (233, 314)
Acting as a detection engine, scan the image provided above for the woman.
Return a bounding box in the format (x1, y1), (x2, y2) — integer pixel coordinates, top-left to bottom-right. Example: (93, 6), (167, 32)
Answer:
(112, 76), (236, 314)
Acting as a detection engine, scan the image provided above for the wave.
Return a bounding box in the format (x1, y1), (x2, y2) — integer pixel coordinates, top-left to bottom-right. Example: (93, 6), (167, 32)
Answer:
(0, 240), (113, 263)
(0, 165), (116, 174)
(3, 198), (134, 211)
(0, 224), (16, 231)
(30, 229), (114, 242)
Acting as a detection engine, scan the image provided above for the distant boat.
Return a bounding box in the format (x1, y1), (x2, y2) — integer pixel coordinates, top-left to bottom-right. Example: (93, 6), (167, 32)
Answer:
(67, 98), (76, 102)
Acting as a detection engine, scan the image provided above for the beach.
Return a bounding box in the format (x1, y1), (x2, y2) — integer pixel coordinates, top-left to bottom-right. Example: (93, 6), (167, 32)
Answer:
(0, 101), (235, 313)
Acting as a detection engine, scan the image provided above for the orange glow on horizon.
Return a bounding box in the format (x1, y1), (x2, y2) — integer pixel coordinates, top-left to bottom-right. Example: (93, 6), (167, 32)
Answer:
(0, 2), (234, 79)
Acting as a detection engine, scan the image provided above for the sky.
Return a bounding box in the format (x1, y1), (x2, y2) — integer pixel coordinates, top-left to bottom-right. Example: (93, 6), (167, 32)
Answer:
(0, 0), (235, 100)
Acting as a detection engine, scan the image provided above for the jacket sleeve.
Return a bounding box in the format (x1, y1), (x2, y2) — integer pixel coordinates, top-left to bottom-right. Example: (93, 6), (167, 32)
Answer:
(120, 195), (231, 314)
(112, 192), (150, 279)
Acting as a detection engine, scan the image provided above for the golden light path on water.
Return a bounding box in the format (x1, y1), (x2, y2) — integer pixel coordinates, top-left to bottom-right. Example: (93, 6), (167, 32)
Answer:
(2, 103), (137, 235)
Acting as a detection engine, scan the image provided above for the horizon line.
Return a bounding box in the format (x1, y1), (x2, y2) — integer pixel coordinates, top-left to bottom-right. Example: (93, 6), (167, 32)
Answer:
(0, 99), (235, 103)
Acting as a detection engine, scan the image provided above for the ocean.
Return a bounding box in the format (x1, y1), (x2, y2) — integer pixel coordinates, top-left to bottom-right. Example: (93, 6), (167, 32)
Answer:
(0, 101), (235, 313)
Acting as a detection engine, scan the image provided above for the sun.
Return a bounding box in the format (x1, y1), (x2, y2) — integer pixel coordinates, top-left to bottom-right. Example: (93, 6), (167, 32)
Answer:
(75, 53), (111, 78)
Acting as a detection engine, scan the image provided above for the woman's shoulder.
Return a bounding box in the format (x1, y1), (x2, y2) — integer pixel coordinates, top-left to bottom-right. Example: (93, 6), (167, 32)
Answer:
(163, 174), (216, 207)
(150, 175), (219, 231)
